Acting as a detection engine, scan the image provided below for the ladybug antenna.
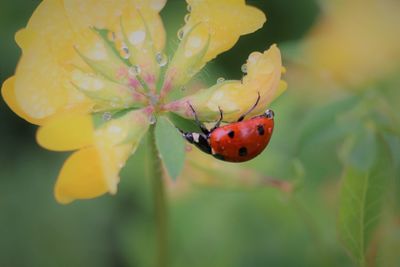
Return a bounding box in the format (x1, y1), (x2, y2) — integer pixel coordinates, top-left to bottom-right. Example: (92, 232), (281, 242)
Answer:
(210, 106), (224, 132)
(237, 92), (261, 122)
(186, 101), (210, 135)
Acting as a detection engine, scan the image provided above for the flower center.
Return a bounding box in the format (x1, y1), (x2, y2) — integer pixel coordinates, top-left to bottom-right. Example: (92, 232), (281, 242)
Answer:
(71, 25), (169, 115)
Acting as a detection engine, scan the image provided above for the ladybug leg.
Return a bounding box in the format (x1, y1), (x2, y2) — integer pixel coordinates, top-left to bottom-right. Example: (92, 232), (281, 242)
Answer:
(210, 106), (223, 132)
(187, 102), (209, 135)
(237, 92), (261, 122)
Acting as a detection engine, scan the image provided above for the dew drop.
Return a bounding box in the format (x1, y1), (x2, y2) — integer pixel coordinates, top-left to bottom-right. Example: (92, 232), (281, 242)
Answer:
(102, 112), (112, 121)
(177, 28), (185, 40)
(184, 14), (191, 23)
(118, 162), (125, 168)
(129, 65), (141, 76)
(121, 46), (130, 59)
(217, 77), (225, 84)
(110, 101), (119, 108)
(155, 52), (168, 67)
(241, 63), (248, 74)
(149, 115), (157, 125)
(129, 30), (146, 45)
(107, 31), (116, 42)
(187, 4), (192, 12)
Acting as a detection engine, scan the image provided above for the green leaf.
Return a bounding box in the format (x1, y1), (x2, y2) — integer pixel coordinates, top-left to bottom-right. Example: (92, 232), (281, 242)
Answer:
(297, 95), (360, 151)
(340, 127), (377, 172)
(167, 112), (200, 133)
(338, 135), (393, 267)
(155, 116), (186, 180)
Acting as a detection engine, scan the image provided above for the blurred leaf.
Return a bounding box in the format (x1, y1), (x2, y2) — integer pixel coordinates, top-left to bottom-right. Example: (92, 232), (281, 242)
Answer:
(339, 128), (377, 172)
(383, 133), (400, 216)
(338, 134), (393, 267)
(297, 95), (360, 151)
(155, 116), (185, 180)
(280, 41), (305, 64)
(378, 216), (400, 267)
(383, 134), (400, 170)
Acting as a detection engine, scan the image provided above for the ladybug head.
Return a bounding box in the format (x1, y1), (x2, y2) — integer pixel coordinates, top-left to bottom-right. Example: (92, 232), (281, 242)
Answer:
(264, 109), (275, 119)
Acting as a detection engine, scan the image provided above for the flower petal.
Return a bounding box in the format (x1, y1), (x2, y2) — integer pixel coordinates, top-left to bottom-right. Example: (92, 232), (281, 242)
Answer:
(162, 0), (266, 95)
(137, 0), (167, 11)
(119, 4), (166, 87)
(36, 113), (94, 151)
(55, 108), (151, 204)
(1, 76), (44, 125)
(55, 147), (108, 204)
(166, 45), (284, 121)
(64, 0), (167, 91)
(14, 0), (90, 120)
(71, 69), (147, 109)
(186, 0), (266, 62)
(94, 108), (151, 193)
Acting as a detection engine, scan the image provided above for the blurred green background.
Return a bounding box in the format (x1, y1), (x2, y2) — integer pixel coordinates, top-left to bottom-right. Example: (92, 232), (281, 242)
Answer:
(1, 0), (399, 267)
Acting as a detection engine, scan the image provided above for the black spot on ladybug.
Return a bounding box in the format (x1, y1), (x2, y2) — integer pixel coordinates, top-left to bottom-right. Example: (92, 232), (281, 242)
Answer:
(238, 147), (248, 157)
(214, 154), (225, 160)
(228, 130), (235, 138)
(257, 124), (265, 136)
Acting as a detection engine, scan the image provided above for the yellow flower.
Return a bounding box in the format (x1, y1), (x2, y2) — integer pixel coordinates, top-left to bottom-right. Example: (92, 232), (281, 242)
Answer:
(1, 0), (285, 203)
(301, 0), (400, 87)
(165, 45), (287, 121)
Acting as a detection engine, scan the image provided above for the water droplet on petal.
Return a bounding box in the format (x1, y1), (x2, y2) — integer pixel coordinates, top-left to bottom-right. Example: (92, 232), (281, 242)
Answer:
(155, 52), (168, 67)
(187, 4), (192, 12)
(110, 97), (120, 108)
(108, 31), (116, 42)
(184, 14), (191, 23)
(129, 65), (141, 76)
(121, 46), (130, 59)
(129, 30), (146, 45)
(177, 28), (185, 40)
(149, 115), (157, 125)
(241, 63), (248, 74)
(188, 36), (203, 48)
(102, 112), (112, 121)
(118, 162), (125, 168)
(217, 77), (225, 84)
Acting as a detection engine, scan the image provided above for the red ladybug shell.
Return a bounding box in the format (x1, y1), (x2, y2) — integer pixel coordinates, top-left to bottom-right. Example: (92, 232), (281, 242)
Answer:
(209, 116), (274, 162)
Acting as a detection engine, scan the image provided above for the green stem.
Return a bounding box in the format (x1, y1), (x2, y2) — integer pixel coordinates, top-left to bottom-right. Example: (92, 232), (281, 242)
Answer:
(147, 124), (168, 267)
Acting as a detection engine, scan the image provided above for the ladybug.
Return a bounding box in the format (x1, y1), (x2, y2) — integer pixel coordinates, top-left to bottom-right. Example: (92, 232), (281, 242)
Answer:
(178, 93), (275, 162)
